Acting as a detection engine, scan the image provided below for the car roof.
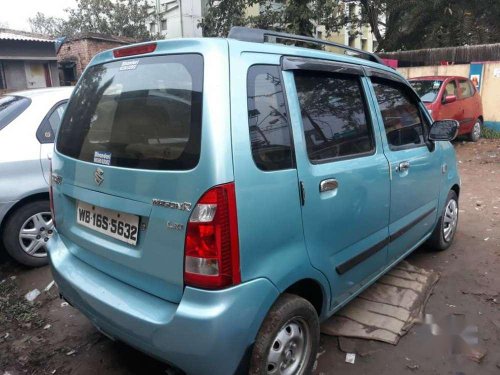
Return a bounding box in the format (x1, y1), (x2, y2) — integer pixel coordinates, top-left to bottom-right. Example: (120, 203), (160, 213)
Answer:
(10, 86), (74, 99)
(89, 37), (406, 82)
(409, 76), (469, 81)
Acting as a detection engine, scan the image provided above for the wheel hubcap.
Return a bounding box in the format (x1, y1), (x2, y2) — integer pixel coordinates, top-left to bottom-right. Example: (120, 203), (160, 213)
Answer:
(443, 199), (458, 242)
(266, 318), (311, 375)
(473, 122), (481, 139)
(18, 212), (54, 257)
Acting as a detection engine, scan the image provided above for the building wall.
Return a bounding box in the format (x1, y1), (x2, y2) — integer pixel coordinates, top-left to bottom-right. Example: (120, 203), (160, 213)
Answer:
(0, 40), (56, 59)
(147, 0), (204, 38)
(57, 38), (128, 79)
(398, 63), (500, 131)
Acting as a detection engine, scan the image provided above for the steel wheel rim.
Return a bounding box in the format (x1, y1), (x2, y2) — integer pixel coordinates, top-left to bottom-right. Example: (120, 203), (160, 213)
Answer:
(473, 121), (481, 140)
(18, 212), (54, 257)
(443, 199), (458, 242)
(266, 317), (311, 375)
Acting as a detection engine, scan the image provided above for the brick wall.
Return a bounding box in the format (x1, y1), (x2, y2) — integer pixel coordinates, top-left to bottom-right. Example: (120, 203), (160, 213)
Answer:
(57, 38), (129, 79)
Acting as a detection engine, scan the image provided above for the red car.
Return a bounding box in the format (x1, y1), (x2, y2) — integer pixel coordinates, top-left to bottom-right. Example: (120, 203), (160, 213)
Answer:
(409, 76), (483, 141)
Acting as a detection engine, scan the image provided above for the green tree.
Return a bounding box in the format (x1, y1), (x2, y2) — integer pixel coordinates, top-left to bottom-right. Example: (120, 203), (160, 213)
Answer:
(29, 0), (152, 40)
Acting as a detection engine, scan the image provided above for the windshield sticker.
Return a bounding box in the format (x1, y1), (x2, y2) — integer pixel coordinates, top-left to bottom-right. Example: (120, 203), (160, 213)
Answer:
(433, 81), (441, 89)
(119, 59), (139, 71)
(94, 151), (112, 166)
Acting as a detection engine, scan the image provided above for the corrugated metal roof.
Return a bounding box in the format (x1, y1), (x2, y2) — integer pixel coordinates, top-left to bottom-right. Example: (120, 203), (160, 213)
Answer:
(0, 32), (54, 43)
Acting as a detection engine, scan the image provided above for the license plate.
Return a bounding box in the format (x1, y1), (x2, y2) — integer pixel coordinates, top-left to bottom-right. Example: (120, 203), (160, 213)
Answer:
(76, 201), (139, 245)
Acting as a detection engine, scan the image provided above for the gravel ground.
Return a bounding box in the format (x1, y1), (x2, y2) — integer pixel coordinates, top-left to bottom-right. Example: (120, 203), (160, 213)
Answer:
(0, 139), (498, 375)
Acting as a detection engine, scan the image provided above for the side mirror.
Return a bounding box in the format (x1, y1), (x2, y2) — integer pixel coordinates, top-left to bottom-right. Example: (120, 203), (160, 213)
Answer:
(429, 120), (459, 141)
(443, 95), (457, 104)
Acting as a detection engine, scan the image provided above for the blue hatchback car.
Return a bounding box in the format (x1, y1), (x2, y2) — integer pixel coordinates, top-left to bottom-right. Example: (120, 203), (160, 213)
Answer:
(48, 27), (460, 375)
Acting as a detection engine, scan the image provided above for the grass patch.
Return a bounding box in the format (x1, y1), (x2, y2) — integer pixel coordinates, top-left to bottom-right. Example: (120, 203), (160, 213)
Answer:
(482, 126), (500, 139)
(0, 277), (44, 328)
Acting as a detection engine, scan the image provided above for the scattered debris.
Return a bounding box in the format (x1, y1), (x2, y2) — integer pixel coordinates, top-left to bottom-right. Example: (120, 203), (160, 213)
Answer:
(61, 302), (69, 307)
(446, 304), (456, 308)
(406, 363), (419, 371)
(24, 289), (41, 302)
(484, 237), (489, 241)
(467, 348), (487, 363)
(66, 349), (77, 356)
(43, 324), (52, 330)
(44, 280), (55, 292)
(345, 353), (356, 364)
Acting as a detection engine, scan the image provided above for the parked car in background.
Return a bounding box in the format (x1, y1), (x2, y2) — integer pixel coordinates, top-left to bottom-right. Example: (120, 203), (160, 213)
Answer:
(48, 28), (460, 375)
(409, 76), (483, 141)
(0, 87), (73, 267)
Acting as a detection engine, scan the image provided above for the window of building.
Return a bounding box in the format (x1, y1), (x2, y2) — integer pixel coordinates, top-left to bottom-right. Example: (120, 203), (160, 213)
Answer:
(161, 19), (167, 31)
(150, 22), (157, 34)
(247, 65), (294, 171)
(372, 78), (426, 150)
(294, 71), (374, 162)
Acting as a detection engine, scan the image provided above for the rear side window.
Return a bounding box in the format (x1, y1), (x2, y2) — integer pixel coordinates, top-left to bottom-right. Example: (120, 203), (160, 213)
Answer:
(294, 71), (374, 162)
(458, 79), (473, 98)
(0, 96), (31, 131)
(57, 54), (203, 170)
(247, 65), (293, 171)
(372, 78), (425, 150)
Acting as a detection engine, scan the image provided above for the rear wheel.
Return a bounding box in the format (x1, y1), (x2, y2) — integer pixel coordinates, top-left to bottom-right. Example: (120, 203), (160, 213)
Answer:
(427, 190), (458, 251)
(249, 294), (319, 375)
(469, 118), (482, 142)
(2, 200), (53, 267)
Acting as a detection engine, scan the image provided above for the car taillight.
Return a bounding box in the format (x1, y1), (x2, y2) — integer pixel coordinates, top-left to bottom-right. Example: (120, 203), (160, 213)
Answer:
(49, 159), (56, 227)
(184, 183), (240, 289)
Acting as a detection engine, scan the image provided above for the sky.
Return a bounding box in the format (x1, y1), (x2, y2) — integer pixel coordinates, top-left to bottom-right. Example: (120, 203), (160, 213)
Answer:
(0, 0), (76, 31)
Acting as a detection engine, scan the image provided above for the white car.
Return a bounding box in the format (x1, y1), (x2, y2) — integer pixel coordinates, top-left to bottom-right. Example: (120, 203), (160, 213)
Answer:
(0, 87), (73, 267)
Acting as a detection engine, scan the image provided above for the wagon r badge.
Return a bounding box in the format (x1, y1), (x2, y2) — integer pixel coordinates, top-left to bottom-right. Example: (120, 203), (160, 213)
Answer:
(94, 168), (104, 186)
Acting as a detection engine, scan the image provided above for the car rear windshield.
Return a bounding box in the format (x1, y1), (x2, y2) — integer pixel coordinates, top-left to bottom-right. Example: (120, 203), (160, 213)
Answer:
(0, 96), (31, 131)
(56, 54), (203, 170)
(410, 80), (443, 103)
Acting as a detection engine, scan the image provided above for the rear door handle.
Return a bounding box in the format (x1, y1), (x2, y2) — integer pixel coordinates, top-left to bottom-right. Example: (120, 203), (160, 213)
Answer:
(320, 178), (338, 193)
(396, 161), (410, 172)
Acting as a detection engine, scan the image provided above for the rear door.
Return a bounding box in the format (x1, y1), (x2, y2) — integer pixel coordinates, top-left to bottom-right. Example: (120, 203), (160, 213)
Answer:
(283, 58), (390, 308)
(368, 73), (441, 263)
(457, 79), (476, 131)
(52, 41), (232, 303)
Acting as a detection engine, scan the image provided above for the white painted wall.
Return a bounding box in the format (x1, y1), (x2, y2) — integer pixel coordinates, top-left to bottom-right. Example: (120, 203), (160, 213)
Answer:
(147, 0), (204, 39)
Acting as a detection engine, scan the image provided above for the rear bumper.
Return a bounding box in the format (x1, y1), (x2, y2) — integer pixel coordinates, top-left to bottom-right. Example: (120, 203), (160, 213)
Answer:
(48, 234), (279, 375)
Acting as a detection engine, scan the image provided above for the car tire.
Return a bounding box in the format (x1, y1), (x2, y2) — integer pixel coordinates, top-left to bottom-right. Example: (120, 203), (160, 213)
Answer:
(249, 293), (319, 375)
(469, 118), (482, 142)
(2, 200), (53, 267)
(427, 190), (459, 251)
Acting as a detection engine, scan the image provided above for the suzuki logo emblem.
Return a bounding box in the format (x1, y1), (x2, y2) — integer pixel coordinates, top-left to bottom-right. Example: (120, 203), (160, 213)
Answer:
(94, 168), (104, 186)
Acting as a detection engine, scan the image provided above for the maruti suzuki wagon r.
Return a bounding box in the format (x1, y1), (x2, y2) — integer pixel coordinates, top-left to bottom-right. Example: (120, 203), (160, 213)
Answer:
(48, 27), (461, 375)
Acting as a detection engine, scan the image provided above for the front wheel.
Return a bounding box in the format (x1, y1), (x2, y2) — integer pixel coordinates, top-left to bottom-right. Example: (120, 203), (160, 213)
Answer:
(249, 294), (319, 375)
(427, 190), (459, 251)
(469, 118), (482, 142)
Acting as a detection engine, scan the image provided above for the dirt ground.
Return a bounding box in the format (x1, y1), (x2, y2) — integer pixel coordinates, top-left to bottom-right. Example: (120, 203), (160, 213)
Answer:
(1, 139), (499, 375)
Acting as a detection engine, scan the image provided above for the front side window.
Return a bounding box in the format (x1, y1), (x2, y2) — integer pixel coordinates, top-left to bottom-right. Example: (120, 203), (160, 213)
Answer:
(294, 71), (374, 162)
(0, 95), (31, 131)
(372, 79), (425, 150)
(247, 65), (293, 171)
(38, 102), (68, 143)
(444, 80), (458, 98)
(458, 79), (473, 99)
(57, 54), (203, 170)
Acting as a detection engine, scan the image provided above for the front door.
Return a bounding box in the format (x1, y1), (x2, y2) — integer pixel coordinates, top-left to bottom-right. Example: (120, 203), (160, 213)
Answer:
(283, 61), (390, 309)
(369, 76), (442, 263)
(440, 79), (462, 122)
(24, 62), (47, 88)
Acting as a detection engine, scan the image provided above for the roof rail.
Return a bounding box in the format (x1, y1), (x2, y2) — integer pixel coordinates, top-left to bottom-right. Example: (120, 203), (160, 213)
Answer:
(228, 26), (384, 65)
